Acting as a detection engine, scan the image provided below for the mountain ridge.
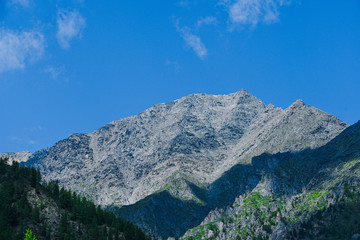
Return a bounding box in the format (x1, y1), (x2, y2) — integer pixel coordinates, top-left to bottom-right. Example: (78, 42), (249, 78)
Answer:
(182, 120), (360, 239)
(0, 90), (349, 238)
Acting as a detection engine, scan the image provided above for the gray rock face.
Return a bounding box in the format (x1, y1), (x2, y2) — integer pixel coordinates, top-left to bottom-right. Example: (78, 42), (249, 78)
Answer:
(0, 151), (32, 165)
(183, 121), (360, 240)
(4, 90), (349, 238)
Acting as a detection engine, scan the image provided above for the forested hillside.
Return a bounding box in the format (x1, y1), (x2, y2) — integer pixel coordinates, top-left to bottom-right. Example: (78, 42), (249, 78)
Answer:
(0, 158), (149, 240)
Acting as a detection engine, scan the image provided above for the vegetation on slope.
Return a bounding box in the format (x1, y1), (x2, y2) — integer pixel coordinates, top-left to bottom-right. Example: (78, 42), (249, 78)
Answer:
(0, 158), (149, 240)
(181, 120), (360, 240)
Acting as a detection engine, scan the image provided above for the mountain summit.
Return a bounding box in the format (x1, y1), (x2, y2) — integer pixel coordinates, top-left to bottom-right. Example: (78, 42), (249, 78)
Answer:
(2, 90), (349, 238)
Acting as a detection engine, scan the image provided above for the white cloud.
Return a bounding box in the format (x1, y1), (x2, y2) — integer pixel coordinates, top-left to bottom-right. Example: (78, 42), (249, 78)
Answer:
(56, 9), (86, 50)
(176, 22), (208, 59)
(0, 29), (45, 74)
(9, 0), (31, 8)
(197, 16), (218, 27)
(227, 0), (290, 27)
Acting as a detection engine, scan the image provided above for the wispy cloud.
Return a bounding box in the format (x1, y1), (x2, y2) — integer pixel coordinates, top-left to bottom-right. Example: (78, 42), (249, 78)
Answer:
(44, 66), (65, 79)
(0, 29), (45, 74)
(10, 136), (37, 145)
(8, 0), (31, 8)
(226, 0), (291, 28)
(178, 1), (190, 7)
(10, 136), (23, 142)
(165, 59), (181, 73)
(27, 140), (37, 145)
(174, 0), (291, 58)
(176, 22), (208, 59)
(56, 9), (86, 50)
(197, 16), (218, 28)
(26, 125), (43, 132)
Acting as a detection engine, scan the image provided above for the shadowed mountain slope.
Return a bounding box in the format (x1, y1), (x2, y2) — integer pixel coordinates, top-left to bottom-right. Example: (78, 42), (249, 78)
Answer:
(183, 121), (360, 240)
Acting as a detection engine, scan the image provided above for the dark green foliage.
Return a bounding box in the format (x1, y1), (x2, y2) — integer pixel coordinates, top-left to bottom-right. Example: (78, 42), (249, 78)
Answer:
(58, 211), (68, 239)
(288, 184), (360, 240)
(24, 228), (38, 240)
(32, 205), (40, 223)
(0, 158), (149, 240)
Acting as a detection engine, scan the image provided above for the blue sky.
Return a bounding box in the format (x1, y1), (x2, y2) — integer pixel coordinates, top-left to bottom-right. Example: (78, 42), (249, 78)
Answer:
(0, 0), (359, 153)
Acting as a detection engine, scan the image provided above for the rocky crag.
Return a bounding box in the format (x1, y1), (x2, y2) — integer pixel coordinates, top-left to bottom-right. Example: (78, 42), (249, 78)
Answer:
(182, 120), (360, 240)
(4, 90), (349, 238)
(0, 151), (32, 165)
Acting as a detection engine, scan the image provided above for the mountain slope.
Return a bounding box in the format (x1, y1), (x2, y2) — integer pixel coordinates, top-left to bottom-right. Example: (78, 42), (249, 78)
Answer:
(0, 151), (32, 165)
(182, 121), (360, 240)
(0, 158), (149, 240)
(3, 90), (349, 238)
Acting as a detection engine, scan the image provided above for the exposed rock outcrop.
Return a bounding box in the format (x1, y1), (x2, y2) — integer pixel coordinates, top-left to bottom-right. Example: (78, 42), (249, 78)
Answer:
(0, 151), (32, 165)
(183, 121), (360, 240)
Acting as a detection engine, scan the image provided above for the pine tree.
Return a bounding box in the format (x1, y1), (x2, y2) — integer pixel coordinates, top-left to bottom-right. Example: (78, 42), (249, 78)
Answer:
(58, 211), (68, 240)
(24, 229), (38, 240)
(32, 205), (40, 223)
(89, 216), (99, 240)
(108, 227), (114, 240)
(0, 184), (11, 233)
(102, 225), (108, 240)
(36, 169), (41, 183)
(30, 168), (37, 188)
(40, 222), (47, 236)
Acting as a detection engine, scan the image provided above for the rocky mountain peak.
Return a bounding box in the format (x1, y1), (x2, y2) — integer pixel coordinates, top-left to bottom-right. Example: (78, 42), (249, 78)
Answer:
(1, 90), (350, 238)
(5, 91), (348, 202)
(287, 99), (306, 109)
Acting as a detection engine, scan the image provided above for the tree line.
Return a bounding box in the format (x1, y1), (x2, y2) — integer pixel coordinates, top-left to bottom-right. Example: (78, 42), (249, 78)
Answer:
(0, 158), (150, 240)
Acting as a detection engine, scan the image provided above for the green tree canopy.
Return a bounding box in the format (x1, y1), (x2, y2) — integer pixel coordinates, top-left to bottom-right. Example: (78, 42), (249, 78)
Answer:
(24, 228), (38, 240)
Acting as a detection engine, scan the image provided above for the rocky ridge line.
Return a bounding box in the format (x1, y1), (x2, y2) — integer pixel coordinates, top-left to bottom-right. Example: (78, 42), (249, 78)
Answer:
(2, 90), (349, 238)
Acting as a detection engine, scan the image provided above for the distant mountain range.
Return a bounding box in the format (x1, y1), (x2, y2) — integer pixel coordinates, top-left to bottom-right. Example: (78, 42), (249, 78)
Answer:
(2, 90), (355, 239)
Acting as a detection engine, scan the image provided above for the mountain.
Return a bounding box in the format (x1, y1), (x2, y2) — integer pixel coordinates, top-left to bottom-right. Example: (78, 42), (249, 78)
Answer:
(0, 151), (32, 164)
(4, 90), (349, 238)
(0, 158), (149, 240)
(182, 120), (360, 240)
